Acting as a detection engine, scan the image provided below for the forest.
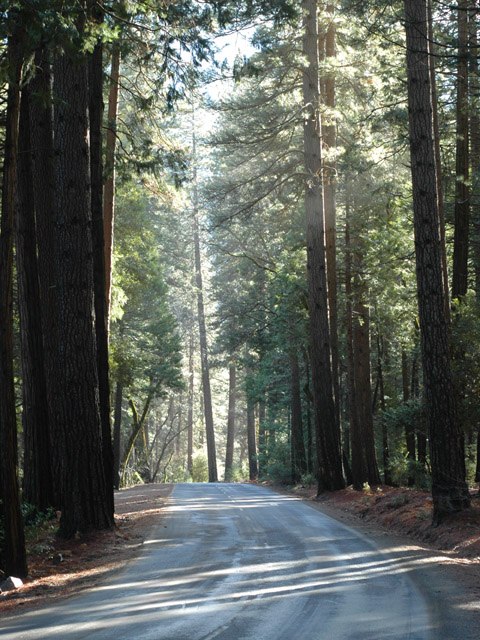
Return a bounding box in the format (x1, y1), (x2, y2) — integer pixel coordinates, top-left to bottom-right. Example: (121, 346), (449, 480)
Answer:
(1, 0), (479, 580)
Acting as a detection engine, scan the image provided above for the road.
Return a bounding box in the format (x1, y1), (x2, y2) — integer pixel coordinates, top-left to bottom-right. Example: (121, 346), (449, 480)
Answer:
(0, 483), (475, 639)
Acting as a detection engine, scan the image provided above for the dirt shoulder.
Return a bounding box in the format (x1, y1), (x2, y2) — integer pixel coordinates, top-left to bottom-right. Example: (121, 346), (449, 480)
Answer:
(0, 483), (173, 616)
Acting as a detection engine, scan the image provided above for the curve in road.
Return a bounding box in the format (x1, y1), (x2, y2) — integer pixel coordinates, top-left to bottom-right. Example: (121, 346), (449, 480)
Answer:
(1, 483), (436, 639)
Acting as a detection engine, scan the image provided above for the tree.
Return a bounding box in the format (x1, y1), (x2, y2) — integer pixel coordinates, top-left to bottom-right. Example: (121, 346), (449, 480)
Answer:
(302, 0), (344, 492)
(52, 5), (113, 536)
(0, 12), (28, 578)
(16, 85), (54, 512)
(192, 123), (218, 483)
(403, 0), (470, 523)
(224, 362), (237, 481)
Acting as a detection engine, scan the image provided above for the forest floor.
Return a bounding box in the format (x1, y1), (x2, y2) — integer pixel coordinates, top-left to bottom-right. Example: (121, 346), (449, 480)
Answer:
(2, 482), (480, 617)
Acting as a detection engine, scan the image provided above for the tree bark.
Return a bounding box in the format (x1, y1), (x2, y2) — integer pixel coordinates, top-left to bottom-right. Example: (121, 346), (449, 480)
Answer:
(0, 22), (28, 579)
(402, 349), (416, 484)
(403, 0), (470, 523)
(302, 0), (344, 492)
(224, 361), (236, 482)
(345, 201), (363, 489)
(103, 43), (121, 324)
(246, 394), (258, 481)
(290, 349), (307, 481)
(427, 0), (450, 319)
(29, 48), (62, 504)
(319, 2), (341, 461)
(88, 11), (114, 518)
(377, 334), (391, 485)
(112, 381), (123, 490)
(53, 13), (113, 536)
(17, 86), (54, 512)
(452, 0), (470, 301)
(352, 241), (381, 486)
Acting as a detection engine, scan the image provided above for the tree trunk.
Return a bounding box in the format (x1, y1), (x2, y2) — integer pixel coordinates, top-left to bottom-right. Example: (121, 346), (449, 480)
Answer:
(352, 243), (381, 486)
(345, 203), (363, 490)
(224, 362), (236, 482)
(53, 11), (113, 536)
(302, 0), (344, 493)
(29, 48), (62, 504)
(402, 349), (416, 485)
(427, 0), (450, 319)
(468, 10), (480, 485)
(0, 23), (28, 579)
(103, 43), (121, 324)
(192, 124), (217, 483)
(452, 0), (470, 301)
(16, 86), (54, 512)
(112, 381), (123, 490)
(403, 0), (470, 523)
(187, 329), (194, 477)
(377, 334), (391, 485)
(319, 2), (341, 460)
(246, 394), (258, 481)
(88, 11), (114, 518)
(258, 395), (266, 475)
(290, 349), (307, 481)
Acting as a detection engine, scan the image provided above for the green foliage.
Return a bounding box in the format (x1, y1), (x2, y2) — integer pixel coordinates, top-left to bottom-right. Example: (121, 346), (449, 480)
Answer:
(451, 293), (480, 434)
(111, 182), (183, 397)
(300, 472), (316, 487)
(389, 456), (431, 491)
(191, 453), (209, 482)
(260, 440), (291, 484)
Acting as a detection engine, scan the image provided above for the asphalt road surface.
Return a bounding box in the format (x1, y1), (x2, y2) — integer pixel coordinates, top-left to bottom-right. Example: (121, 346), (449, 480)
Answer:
(1, 483), (477, 639)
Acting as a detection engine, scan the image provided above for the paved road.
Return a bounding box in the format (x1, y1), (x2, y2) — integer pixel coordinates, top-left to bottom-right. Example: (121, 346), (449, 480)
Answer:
(0, 483), (469, 639)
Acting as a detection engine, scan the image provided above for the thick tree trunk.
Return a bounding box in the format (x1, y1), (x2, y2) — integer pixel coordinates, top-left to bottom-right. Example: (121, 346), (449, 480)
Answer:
(88, 21), (114, 519)
(452, 0), (470, 301)
(53, 16), (113, 536)
(468, 11), (480, 485)
(302, 0), (344, 493)
(0, 25), (28, 579)
(224, 362), (236, 482)
(246, 394), (258, 481)
(17, 86), (54, 511)
(29, 49), (62, 504)
(319, 2), (341, 457)
(103, 44), (121, 324)
(290, 349), (307, 481)
(471, 10), (480, 300)
(404, 0), (470, 523)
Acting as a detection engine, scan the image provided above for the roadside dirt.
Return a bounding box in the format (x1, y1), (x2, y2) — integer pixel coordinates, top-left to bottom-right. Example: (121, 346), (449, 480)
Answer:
(0, 483), (173, 616)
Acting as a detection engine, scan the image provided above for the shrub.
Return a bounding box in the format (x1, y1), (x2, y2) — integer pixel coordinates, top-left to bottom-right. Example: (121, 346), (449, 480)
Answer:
(191, 453), (209, 482)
